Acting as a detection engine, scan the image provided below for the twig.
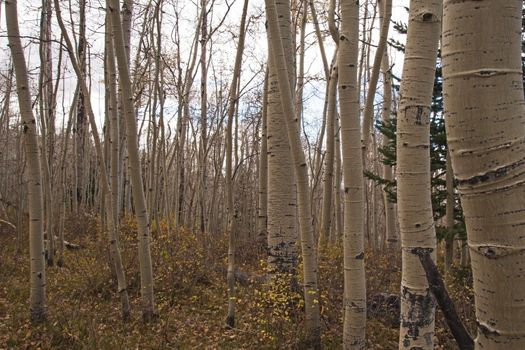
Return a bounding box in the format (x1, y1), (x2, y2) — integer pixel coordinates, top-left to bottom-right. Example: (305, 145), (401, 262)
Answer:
(0, 219), (16, 230)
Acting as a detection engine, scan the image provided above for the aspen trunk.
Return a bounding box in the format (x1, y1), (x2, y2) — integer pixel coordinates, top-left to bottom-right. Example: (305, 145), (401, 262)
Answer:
(75, 0), (87, 211)
(38, 0), (55, 266)
(108, 0), (156, 320)
(333, 112), (343, 243)
(225, 0), (249, 328)
(338, 0), (366, 347)
(379, 4), (397, 248)
(362, 0), (392, 155)
(443, 2), (525, 347)
(257, 69), (269, 248)
(266, 0), (298, 275)
(397, 0), (441, 348)
(319, 54), (338, 248)
(265, 0), (321, 346)
(444, 151), (454, 275)
(6, 0), (48, 323)
(198, 0), (208, 237)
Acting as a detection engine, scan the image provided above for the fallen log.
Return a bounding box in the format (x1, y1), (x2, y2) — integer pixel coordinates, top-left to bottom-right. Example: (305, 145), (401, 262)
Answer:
(53, 236), (81, 250)
(412, 247), (474, 350)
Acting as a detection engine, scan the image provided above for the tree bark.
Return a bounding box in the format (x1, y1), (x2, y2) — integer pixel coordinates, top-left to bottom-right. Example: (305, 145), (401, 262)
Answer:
(444, 150), (454, 275)
(338, 0), (367, 347)
(379, 3), (397, 249)
(6, 0), (48, 323)
(265, 0), (321, 346)
(443, 1), (525, 348)
(225, 0), (249, 328)
(108, 0), (156, 321)
(257, 69), (269, 248)
(362, 0), (392, 156)
(319, 54), (338, 248)
(396, 1), (442, 348)
(266, 0), (298, 275)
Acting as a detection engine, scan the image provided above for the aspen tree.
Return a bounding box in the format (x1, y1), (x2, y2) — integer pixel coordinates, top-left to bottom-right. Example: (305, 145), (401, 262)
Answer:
(265, 0), (321, 346)
(319, 55), (338, 248)
(396, 0), (441, 348)
(266, 0), (298, 275)
(295, 0), (307, 125)
(338, 0), (366, 347)
(443, 1), (525, 348)
(75, 0), (87, 212)
(108, 0), (156, 321)
(225, 0), (249, 328)
(379, 1), (397, 248)
(106, 16), (120, 245)
(117, 0), (133, 219)
(37, 0), (55, 266)
(362, 0), (392, 155)
(444, 151), (454, 274)
(5, 0), (47, 323)
(257, 69), (268, 246)
(328, 0), (342, 244)
(327, 0), (338, 43)
(333, 113), (343, 244)
(199, 0), (209, 237)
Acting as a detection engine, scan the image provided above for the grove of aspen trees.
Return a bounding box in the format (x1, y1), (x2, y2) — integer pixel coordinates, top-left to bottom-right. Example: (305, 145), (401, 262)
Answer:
(0, 0), (524, 349)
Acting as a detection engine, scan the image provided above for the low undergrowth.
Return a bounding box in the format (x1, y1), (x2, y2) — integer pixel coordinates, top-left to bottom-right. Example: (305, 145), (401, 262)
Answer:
(0, 214), (474, 349)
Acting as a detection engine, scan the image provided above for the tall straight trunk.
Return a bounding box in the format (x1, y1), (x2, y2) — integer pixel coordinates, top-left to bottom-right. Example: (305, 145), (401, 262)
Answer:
(225, 0), (249, 328)
(199, 0), (208, 237)
(38, 1), (55, 266)
(257, 69), (269, 247)
(265, 0), (321, 346)
(121, 0), (133, 62)
(108, 0), (156, 321)
(308, 0), (329, 78)
(107, 20), (120, 243)
(295, 0), (307, 124)
(319, 54), (338, 248)
(75, 0), (87, 211)
(333, 111), (343, 243)
(396, 0), (441, 348)
(117, 0), (133, 219)
(329, 1), (341, 244)
(379, 1), (397, 248)
(443, 1), (525, 348)
(338, 0), (366, 347)
(266, 0), (298, 275)
(444, 150), (454, 274)
(6, 0), (48, 323)
(361, 0), (392, 155)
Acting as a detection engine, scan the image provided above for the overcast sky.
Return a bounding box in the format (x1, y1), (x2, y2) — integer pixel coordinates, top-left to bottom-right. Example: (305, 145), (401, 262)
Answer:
(0, 0), (410, 138)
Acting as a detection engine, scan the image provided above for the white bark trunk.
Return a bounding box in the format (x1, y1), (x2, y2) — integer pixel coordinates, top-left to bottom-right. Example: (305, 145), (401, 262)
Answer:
(443, 1), (525, 347)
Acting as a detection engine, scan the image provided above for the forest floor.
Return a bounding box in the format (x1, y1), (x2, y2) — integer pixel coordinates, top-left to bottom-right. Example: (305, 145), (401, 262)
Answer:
(0, 214), (475, 349)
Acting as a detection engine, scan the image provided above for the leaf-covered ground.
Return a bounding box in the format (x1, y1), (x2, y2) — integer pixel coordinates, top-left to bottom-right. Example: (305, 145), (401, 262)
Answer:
(0, 214), (475, 349)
